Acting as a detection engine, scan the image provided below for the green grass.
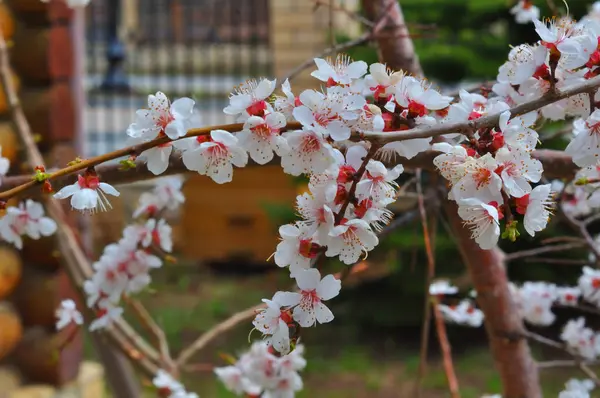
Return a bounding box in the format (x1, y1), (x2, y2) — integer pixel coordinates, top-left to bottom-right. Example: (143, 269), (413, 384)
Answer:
(85, 268), (600, 397)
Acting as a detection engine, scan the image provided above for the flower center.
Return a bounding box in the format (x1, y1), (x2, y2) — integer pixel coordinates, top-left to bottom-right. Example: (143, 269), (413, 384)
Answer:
(473, 168), (492, 189)
(246, 100), (268, 117)
(78, 174), (99, 190)
(407, 100), (427, 117)
(298, 239), (320, 258)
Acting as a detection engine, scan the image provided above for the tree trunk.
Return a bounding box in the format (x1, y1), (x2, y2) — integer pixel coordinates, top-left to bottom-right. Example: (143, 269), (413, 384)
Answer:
(445, 201), (542, 398)
(361, 0), (543, 395)
(361, 0), (422, 76)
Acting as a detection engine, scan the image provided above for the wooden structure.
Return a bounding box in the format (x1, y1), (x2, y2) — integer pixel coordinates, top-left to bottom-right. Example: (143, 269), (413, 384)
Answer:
(90, 0), (362, 267)
(0, 0), (84, 393)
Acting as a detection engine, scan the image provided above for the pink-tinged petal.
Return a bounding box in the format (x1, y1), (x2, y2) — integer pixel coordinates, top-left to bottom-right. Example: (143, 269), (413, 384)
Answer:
(223, 94), (252, 115)
(170, 97), (195, 119)
(38, 217), (57, 236)
(316, 274), (341, 301)
(53, 183), (80, 200)
(98, 183), (120, 197)
(533, 19), (555, 43)
(346, 61), (367, 79)
(310, 58), (336, 82)
(314, 302), (335, 324)
(148, 91), (170, 113)
(210, 129), (238, 146)
(279, 224), (300, 239)
(144, 146), (172, 175)
(265, 112), (287, 129)
(345, 145), (367, 169)
(165, 119), (187, 140)
(243, 116), (266, 130)
(295, 268), (321, 290)
(272, 319), (291, 354)
(292, 299), (316, 327)
(327, 120), (351, 141)
(292, 106), (316, 128)
(0, 157), (9, 175)
(208, 162), (234, 184)
(273, 291), (302, 307)
(254, 79), (276, 99)
(25, 200), (44, 219)
(72, 189), (97, 210)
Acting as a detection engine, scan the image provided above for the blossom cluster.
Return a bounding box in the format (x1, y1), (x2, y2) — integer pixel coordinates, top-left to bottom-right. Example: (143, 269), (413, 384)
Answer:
(429, 280), (484, 327)
(153, 369), (198, 398)
(75, 177), (184, 331)
(214, 341), (307, 397)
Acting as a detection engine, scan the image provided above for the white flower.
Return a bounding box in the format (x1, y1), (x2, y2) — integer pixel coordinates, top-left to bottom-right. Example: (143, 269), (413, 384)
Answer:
(381, 137), (432, 161)
(498, 44), (547, 85)
(273, 269), (341, 327)
(292, 90), (351, 141)
(451, 154), (503, 204)
(0, 146), (10, 177)
(280, 129), (336, 176)
(518, 282), (557, 326)
(432, 143), (471, 185)
(438, 300), (484, 327)
(578, 266), (600, 307)
(89, 304), (124, 331)
(494, 147), (542, 198)
(274, 79), (297, 120)
(560, 317), (598, 360)
(274, 223), (320, 277)
(566, 110), (600, 167)
(296, 187), (336, 244)
(560, 378), (595, 398)
(54, 174), (120, 213)
(153, 370), (184, 396)
(124, 218), (173, 252)
(457, 198), (501, 250)
(0, 200), (57, 249)
(182, 130), (248, 184)
(214, 366), (248, 395)
(355, 161), (403, 205)
(510, 1), (540, 24)
(238, 112), (289, 165)
(364, 63), (404, 99)
(497, 111), (539, 153)
(394, 76), (453, 116)
(429, 280), (458, 296)
(253, 298), (291, 355)
(311, 55), (367, 86)
(516, 184), (554, 237)
(325, 219), (378, 264)
(224, 78), (276, 119)
(128, 92), (194, 140)
(556, 287), (581, 306)
(55, 299), (83, 330)
(533, 17), (597, 69)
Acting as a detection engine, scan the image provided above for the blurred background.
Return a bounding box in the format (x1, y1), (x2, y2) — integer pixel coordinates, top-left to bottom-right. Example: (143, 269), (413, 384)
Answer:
(0, 0), (598, 397)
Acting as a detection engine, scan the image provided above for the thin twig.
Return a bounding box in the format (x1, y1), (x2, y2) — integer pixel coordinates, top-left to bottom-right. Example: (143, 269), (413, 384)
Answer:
(433, 300), (461, 398)
(123, 296), (176, 374)
(538, 359), (600, 369)
(523, 257), (589, 266)
(504, 242), (587, 261)
(0, 15), (162, 379)
(416, 170), (433, 397)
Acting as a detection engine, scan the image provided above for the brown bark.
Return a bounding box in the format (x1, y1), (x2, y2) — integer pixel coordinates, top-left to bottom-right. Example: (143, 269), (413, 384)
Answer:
(445, 201), (542, 398)
(362, 0), (542, 395)
(361, 0), (422, 76)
